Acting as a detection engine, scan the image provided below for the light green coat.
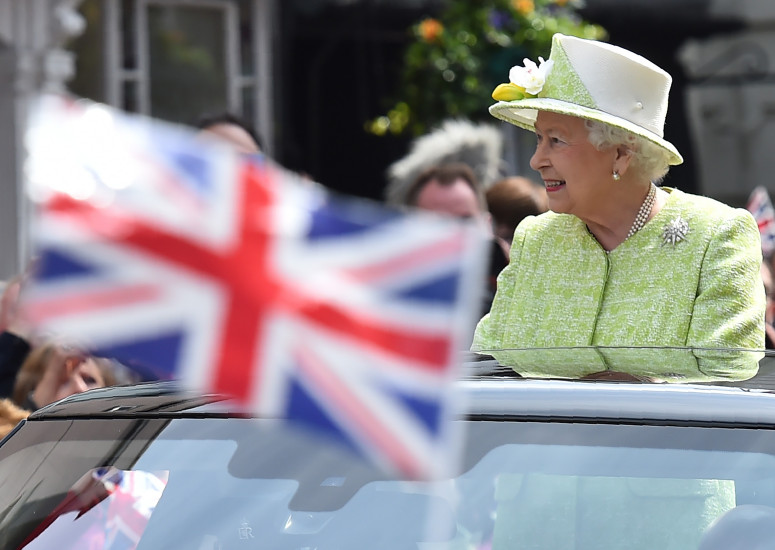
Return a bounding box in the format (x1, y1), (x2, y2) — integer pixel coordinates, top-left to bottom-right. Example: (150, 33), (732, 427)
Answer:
(472, 188), (766, 382)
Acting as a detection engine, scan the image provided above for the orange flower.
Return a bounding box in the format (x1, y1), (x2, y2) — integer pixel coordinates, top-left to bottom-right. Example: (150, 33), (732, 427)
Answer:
(418, 18), (443, 43)
(512, 0), (535, 15)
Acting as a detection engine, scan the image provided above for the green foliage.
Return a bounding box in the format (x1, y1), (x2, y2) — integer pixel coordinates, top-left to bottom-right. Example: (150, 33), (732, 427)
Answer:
(367, 0), (605, 136)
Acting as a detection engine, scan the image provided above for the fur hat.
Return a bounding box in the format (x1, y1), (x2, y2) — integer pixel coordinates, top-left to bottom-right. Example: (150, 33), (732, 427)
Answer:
(0, 398), (29, 439)
(489, 33), (683, 166)
(385, 119), (504, 206)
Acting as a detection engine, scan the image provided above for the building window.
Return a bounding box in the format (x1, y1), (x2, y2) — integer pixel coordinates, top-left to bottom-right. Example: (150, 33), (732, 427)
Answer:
(143, 1), (236, 124)
(67, 0), (273, 151)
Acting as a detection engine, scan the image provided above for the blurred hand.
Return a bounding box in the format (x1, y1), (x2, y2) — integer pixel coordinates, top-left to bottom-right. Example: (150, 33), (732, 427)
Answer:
(580, 371), (658, 383)
(0, 275), (26, 336)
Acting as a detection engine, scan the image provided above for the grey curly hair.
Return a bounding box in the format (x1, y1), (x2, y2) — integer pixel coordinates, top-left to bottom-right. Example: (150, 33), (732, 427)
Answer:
(584, 120), (672, 183)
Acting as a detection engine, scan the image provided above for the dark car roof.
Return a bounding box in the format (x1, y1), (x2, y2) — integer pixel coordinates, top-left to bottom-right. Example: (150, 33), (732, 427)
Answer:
(28, 381), (229, 418)
(26, 377), (775, 429)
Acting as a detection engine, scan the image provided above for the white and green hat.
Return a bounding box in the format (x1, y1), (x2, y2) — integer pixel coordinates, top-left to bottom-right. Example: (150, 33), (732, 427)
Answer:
(489, 33), (683, 166)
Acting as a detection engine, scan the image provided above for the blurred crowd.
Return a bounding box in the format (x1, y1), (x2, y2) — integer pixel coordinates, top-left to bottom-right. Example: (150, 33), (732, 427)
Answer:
(0, 114), (548, 438)
(3, 106), (773, 435)
(0, 275), (140, 438)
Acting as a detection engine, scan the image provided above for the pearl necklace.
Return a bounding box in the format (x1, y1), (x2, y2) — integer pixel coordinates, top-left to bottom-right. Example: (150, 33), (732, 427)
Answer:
(626, 183), (657, 240)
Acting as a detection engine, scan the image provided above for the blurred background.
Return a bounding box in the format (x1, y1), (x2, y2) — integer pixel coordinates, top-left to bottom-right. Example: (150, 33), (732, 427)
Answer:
(1, 0), (774, 281)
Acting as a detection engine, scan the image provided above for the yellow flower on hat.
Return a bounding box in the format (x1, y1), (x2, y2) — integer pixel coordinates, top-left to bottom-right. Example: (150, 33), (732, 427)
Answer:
(492, 83), (529, 102)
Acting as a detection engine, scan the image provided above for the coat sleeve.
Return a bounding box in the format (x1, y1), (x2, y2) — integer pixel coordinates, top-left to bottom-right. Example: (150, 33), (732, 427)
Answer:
(471, 217), (529, 354)
(687, 209), (766, 380)
(0, 331), (31, 399)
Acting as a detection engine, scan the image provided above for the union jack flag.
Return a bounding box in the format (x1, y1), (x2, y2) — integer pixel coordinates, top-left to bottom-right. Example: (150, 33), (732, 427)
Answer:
(20, 95), (487, 479)
(18, 467), (167, 550)
(104, 470), (167, 549)
(747, 185), (775, 258)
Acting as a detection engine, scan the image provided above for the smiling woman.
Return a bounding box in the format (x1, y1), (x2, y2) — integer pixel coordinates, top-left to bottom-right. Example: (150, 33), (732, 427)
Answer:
(472, 33), (765, 382)
(11, 341), (116, 411)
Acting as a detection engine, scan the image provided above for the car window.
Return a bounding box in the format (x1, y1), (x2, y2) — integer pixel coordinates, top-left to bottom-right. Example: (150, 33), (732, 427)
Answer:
(1, 417), (775, 549)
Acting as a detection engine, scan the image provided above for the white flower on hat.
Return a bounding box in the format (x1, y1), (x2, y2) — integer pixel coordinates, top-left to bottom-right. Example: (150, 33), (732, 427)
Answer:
(509, 57), (554, 95)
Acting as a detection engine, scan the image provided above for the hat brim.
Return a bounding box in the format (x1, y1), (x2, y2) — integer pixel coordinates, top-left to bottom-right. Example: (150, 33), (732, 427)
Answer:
(489, 98), (683, 166)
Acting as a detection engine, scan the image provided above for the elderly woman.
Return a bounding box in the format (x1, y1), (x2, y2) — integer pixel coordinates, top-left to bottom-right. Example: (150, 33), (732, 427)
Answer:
(472, 34), (765, 382)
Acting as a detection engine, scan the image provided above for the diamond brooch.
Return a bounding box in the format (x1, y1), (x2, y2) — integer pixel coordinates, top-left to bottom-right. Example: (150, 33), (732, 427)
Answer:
(662, 216), (689, 246)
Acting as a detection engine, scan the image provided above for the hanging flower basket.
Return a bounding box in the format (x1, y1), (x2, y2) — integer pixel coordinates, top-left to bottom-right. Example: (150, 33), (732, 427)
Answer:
(367, 0), (606, 137)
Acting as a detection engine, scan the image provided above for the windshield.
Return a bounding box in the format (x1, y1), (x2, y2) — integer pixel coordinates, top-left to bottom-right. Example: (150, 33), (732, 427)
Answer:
(1, 415), (775, 549)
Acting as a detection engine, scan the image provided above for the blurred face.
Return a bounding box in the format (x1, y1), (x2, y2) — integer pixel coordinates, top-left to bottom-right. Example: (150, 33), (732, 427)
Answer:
(53, 354), (107, 402)
(529, 112), (616, 220)
(414, 178), (483, 220)
(199, 123), (260, 155)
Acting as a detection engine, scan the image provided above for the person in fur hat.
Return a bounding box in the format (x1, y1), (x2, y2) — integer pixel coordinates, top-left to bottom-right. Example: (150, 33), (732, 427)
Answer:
(0, 398), (29, 440)
(384, 119), (505, 207)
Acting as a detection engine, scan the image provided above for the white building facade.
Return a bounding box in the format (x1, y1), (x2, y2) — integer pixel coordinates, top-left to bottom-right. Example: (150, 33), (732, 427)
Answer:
(0, 0), (277, 281)
(680, 0), (775, 206)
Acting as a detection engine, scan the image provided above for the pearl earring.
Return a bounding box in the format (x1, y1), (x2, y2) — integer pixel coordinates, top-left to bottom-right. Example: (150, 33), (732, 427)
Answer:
(612, 170), (621, 181)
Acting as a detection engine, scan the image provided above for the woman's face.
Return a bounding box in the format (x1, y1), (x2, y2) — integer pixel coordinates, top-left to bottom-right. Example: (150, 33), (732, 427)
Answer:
(529, 111), (616, 220)
(53, 355), (107, 402)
